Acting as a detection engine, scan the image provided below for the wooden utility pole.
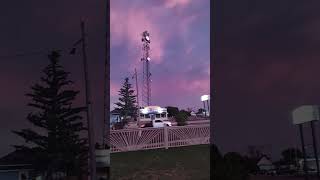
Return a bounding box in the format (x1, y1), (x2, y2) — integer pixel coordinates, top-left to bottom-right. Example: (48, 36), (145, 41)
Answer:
(103, 0), (110, 149)
(134, 68), (140, 127)
(80, 20), (97, 180)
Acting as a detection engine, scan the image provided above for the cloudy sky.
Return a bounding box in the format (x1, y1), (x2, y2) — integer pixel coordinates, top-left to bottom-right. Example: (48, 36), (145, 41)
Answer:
(214, 0), (320, 158)
(110, 0), (210, 110)
(2, 0), (320, 162)
(0, 0), (209, 157)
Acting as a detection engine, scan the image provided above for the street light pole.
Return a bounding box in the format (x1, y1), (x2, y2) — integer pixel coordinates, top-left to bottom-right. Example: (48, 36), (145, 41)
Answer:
(299, 124), (309, 180)
(80, 20), (97, 180)
(310, 121), (320, 178)
(206, 100), (210, 117)
(203, 101), (206, 117)
(103, 0), (110, 149)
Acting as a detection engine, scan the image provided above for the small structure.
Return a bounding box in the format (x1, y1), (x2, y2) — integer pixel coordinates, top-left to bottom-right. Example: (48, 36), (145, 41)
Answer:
(110, 111), (121, 128)
(190, 111), (197, 116)
(0, 150), (34, 180)
(257, 156), (275, 173)
(139, 106), (168, 122)
(201, 95), (210, 117)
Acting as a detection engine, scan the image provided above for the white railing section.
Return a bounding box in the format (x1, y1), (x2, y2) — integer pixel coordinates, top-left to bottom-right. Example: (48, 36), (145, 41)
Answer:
(110, 124), (210, 153)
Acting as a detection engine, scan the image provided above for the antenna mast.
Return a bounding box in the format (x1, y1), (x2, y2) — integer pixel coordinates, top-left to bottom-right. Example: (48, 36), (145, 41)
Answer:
(141, 31), (151, 107)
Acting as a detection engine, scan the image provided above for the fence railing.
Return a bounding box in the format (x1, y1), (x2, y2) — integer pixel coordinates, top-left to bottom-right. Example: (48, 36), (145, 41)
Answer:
(110, 124), (210, 153)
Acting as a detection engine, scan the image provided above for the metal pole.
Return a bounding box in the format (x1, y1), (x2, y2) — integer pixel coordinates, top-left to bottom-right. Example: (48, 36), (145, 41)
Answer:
(206, 100), (210, 116)
(203, 101), (206, 117)
(299, 124), (309, 180)
(134, 68), (140, 127)
(311, 121), (320, 178)
(81, 20), (97, 180)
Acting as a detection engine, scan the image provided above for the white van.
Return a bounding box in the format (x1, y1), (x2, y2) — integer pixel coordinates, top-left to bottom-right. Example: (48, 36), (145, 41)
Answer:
(152, 119), (172, 128)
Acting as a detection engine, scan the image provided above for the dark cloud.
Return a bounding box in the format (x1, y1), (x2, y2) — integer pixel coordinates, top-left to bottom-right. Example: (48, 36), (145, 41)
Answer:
(214, 0), (320, 158)
(0, 0), (105, 156)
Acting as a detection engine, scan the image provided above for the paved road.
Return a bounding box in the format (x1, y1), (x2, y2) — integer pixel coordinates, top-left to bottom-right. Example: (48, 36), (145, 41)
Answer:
(250, 175), (318, 180)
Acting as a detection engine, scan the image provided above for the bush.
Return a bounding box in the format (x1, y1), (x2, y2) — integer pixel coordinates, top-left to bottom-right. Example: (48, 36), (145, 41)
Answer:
(166, 106), (179, 117)
(180, 110), (191, 116)
(174, 111), (188, 126)
(113, 121), (126, 129)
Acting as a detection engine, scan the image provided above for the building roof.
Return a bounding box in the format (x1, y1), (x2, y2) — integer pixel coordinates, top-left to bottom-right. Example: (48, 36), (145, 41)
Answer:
(257, 156), (273, 166)
(110, 109), (121, 114)
(0, 149), (34, 166)
(0, 164), (33, 171)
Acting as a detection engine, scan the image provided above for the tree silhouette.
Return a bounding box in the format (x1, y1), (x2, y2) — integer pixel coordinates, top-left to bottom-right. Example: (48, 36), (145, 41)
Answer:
(281, 148), (303, 165)
(12, 51), (88, 179)
(224, 152), (249, 180)
(114, 77), (137, 121)
(211, 144), (226, 180)
(166, 106), (179, 117)
(175, 111), (188, 126)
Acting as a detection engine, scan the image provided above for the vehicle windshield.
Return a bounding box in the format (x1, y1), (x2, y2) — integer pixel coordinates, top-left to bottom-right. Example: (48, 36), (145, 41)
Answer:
(155, 120), (162, 123)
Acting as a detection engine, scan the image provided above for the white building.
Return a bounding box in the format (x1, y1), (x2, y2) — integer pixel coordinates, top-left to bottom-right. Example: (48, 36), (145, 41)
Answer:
(139, 106), (168, 122)
(257, 156), (275, 172)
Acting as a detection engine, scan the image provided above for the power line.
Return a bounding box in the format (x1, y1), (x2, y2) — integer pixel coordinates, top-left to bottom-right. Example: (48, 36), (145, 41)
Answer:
(0, 50), (49, 59)
(0, 46), (79, 60)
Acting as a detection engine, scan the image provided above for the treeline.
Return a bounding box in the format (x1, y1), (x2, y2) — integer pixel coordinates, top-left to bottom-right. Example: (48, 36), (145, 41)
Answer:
(212, 144), (258, 180)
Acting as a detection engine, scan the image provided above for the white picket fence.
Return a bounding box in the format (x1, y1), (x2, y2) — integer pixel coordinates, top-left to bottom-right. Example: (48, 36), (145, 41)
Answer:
(110, 124), (210, 153)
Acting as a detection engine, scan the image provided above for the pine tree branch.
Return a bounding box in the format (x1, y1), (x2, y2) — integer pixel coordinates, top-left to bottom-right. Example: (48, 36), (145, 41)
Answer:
(27, 113), (48, 129)
(12, 129), (48, 149)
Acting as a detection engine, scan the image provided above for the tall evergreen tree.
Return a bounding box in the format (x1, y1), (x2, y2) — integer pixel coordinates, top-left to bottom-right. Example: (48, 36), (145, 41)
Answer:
(12, 51), (88, 179)
(114, 77), (137, 120)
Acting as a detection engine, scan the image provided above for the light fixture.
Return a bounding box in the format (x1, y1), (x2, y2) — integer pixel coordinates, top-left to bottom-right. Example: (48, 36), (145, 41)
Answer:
(141, 108), (148, 114)
(142, 31), (150, 43)
(201, 95), (210, 102)
(147, 57), (151, 61)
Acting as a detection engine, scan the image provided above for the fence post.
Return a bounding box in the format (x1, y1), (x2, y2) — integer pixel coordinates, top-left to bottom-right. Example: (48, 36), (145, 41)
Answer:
(164, 126), (168, 149)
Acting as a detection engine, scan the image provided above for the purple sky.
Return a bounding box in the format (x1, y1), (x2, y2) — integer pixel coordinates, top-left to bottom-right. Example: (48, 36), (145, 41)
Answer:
(2, 0), (320, 162)
(110, 0), (210, 110)
(0, 0), (105, 157)
(0, 0), (209, 158)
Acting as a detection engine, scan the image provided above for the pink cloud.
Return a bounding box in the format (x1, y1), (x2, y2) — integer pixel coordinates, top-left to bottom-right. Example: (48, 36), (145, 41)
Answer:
(164, 0), (192, 9)
(110, 2), (202, 72)
(186, 45), (194, 55)
(110, 80), (120, 96)
(152, 75), (209, 98)
(110, 80), (121, 109)
(148, 76), (209, 107)
(111, 8), (167, 72)
(180, 14), (198, 35)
